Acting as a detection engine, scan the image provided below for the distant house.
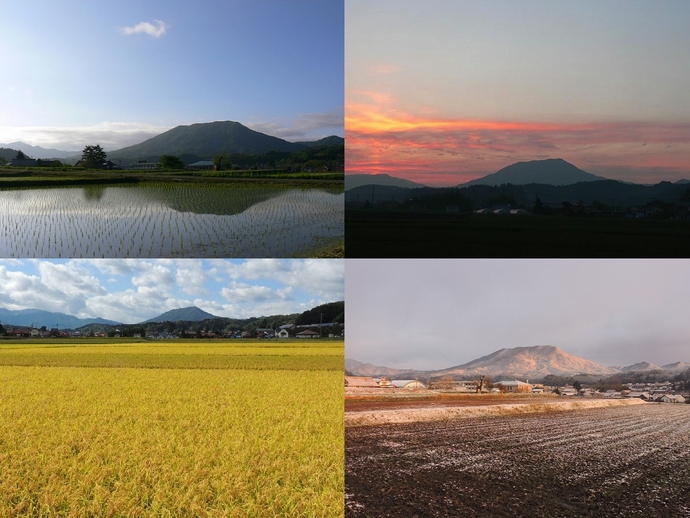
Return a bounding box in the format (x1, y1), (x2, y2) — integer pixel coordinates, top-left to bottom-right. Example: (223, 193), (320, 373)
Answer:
(344, 376), (378, 388)
(626, 391), (652, 400)
(498, 380), (533, 393)
(660, 394), (685, 404)
(11, 158), (37, 167)
(376, 376), (393, 388)
(188, 160), (215, 171)
(277, 329), (290, 338)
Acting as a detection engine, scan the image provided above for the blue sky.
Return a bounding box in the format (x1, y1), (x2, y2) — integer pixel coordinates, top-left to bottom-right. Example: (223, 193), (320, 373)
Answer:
(347, 0), (690, 184)
(346, 259), (690, 368)
(0, 0), (343, 151)
(0, 259), (344, 324)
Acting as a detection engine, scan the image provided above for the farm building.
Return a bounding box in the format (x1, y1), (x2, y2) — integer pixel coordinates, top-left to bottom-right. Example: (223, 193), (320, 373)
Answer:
(390, 379), (427, 390)
(375, 376), (393, 388)
(187, 160), (215, 170)
(497, 380), (533, 393)
(296, 329), (320, 339)
(345, 376), (379, 388)
(659, 394), (685, 404)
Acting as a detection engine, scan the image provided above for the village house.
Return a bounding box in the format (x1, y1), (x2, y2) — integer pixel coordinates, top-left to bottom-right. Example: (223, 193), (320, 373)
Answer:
(497, 380), (533, 393)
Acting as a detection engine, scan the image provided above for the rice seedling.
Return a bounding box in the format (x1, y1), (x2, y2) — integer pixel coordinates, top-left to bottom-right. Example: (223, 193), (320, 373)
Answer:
(0, 184), (343, 258)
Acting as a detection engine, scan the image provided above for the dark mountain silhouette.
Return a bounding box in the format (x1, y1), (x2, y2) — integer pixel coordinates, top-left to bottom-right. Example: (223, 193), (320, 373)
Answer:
(0, 308), (119, 329)
(345, 174), (427, 190)
(345, 177), (690, 209)
(142, 306), (218, 324)
(461, 158), (606, 187)
(107, 120), (342, 162)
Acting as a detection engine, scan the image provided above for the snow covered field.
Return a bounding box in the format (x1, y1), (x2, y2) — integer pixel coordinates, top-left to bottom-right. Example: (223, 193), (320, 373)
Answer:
(346, 403), (690, 516)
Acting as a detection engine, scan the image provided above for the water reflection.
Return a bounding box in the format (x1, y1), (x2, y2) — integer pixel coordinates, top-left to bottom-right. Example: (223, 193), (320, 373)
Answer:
(0, 183), (343, 258)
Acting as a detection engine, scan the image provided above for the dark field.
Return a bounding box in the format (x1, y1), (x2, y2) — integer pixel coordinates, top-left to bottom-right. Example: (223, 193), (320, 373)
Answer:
(346, 404), (690, 517)
(345, 211), (690, 257)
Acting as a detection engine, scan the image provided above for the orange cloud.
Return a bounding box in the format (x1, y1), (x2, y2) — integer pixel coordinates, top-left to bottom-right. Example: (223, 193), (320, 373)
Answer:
(346, 102), (690, 185)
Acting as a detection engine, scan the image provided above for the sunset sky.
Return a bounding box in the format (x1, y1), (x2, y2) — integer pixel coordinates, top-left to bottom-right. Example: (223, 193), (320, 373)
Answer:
(0, 0), (343, 151)
(346, 260), (690, 369)
(346, 0), (690, 185)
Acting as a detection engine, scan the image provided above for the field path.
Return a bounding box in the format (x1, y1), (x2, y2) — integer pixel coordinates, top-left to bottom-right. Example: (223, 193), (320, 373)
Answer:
(345, 397), (645, 426)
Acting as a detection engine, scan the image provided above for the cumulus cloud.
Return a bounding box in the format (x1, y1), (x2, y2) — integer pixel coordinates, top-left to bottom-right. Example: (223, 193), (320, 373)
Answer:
(216, 259), (344, 302)
(120, 20), (168, 38)
(0, 259), (343, 325)
(176, 260), (214, 296)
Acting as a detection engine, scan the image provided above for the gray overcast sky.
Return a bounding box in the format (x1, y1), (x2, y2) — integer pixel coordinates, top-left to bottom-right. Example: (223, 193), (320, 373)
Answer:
(346, 260), (690, 370)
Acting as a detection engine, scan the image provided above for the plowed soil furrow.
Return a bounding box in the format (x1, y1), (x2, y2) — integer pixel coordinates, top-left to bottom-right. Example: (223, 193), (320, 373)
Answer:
(346, 404), (690, 517)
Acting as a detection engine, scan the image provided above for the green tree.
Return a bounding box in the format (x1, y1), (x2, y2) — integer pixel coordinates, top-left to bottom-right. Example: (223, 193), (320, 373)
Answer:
(159, 155), (185, 169)
(213, 151), (228, 171)
(81, 145), (107, 168)
(15, 150), (28, 160)
(573, 380), (582, 393)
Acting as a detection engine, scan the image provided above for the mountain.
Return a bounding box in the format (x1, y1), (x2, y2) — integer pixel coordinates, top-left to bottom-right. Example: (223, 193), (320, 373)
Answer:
(142, 306), (218, 324)
(0, 141), (78, 159)
(461, 158), (606, 187)
(345, 359), (416, 377)
(621, 361), (663, 372)
(107, 120), (342, 162)
(431, 346), (619, 378)
(348, 346), (622, 379)
(661, 362), (690, 373)
(0, 308), (119, 329)
(345, 174), (427, 191)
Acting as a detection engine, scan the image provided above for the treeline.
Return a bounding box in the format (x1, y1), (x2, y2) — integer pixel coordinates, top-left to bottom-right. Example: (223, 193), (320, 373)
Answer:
(217, 144), (343, 172)
(79, 301), (345, 337)
(295, 301), (344, 325)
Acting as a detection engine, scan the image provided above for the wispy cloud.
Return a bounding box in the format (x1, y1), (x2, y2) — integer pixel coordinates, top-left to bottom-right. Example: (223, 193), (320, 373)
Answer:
(346, 94), (690, 184)
(120, 19), (168, 38)
(246, 108), (344, 142)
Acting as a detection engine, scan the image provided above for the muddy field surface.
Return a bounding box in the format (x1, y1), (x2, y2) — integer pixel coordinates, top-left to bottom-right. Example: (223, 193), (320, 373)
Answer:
(346, 404), (690, 517)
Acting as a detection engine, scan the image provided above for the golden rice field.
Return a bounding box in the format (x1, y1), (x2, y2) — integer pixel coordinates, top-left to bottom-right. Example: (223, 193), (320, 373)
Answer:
(0, 339), (344, 517)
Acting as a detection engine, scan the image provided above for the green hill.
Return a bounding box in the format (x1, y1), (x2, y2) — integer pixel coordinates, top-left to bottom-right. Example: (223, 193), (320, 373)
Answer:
(108, 120), (343, 164)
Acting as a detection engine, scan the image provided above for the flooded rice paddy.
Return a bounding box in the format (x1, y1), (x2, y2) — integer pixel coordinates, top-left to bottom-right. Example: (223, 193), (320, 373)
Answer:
(0, 183), (343, 257)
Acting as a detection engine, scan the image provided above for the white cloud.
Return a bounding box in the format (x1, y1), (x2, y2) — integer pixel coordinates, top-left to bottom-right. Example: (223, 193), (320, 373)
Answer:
(0, 122), (171, 152)
(120, 20), (168, 38)
(216, 259), (344, 302)
(176, 260), (214, 296)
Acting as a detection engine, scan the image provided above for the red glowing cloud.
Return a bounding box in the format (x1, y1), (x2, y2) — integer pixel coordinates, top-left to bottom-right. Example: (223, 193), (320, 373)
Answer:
(346, 99), (690, 185)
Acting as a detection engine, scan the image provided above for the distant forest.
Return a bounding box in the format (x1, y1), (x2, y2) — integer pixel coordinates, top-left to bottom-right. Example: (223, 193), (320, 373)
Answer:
(77, 301), (344, 338)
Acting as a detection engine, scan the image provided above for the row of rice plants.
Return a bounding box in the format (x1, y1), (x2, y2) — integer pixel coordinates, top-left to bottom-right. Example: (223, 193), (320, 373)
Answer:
(0, 185), (343, 258)
(0, 341), (344, 516)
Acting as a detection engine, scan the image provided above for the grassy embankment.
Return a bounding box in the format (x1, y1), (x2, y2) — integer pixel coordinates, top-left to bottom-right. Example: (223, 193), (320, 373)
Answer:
(0, 168), (344, 189)
(0, 339), (344, 517)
